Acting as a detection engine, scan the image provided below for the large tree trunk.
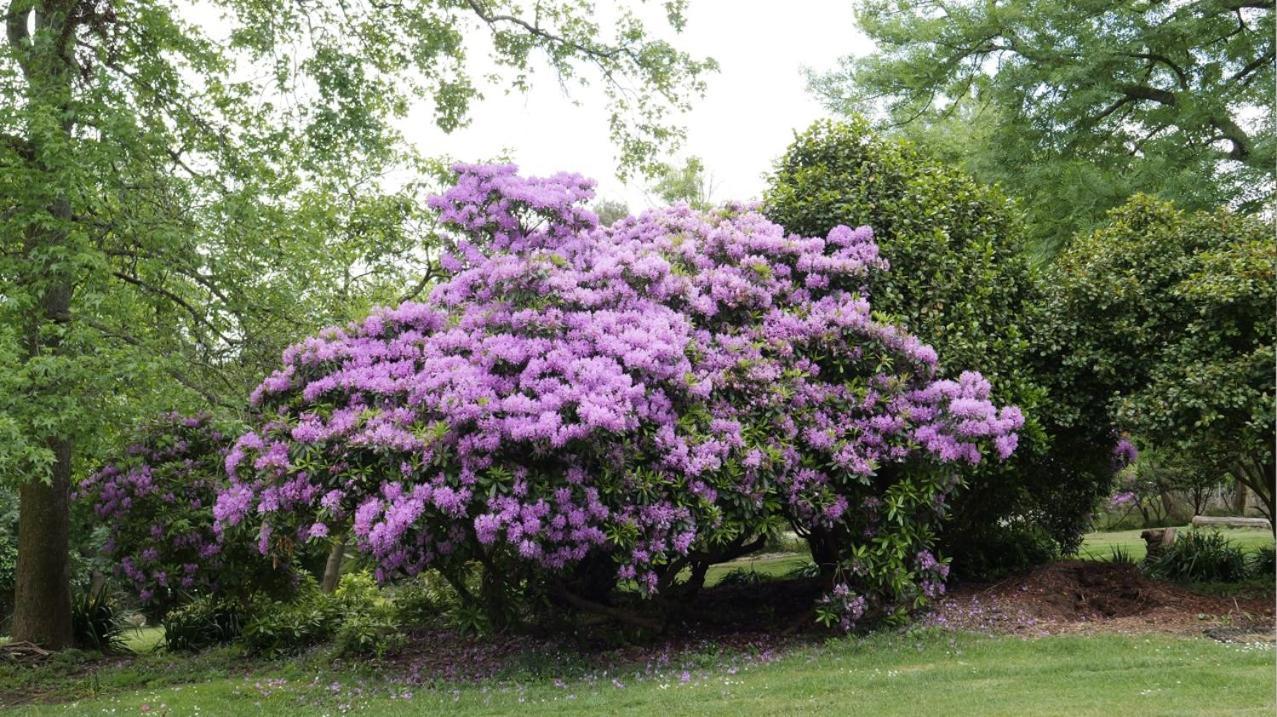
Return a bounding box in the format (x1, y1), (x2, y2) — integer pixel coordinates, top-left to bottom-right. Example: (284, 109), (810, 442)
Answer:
(11, 441), (73, 648)
(7, 2), (80, 649)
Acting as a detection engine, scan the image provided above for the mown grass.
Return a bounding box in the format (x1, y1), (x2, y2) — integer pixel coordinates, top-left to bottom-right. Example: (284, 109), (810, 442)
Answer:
(1078, 526), (1274, 563)
(8, 630), (1274, 716)
(703, 552), (813, 586)
(5, 527), (1273, 715)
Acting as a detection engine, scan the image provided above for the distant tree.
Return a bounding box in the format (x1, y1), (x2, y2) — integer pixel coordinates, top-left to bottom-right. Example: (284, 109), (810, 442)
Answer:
(0, 0), (712, 648)
(649, 156), (715, 209)
(592, 199), (631, 227)
(812, 0), (1274, 252)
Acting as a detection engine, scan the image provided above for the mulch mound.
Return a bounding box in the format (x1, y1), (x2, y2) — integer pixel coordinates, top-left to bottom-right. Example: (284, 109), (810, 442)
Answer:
(927, 560), (1275, 638)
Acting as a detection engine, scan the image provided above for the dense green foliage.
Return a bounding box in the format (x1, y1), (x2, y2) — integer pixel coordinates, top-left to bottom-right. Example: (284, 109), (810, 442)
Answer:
(69, 583), (128, 654)
(1144, 530), (1250, 583)
(161, 595), (251, 653)
(812, 0), (1274, 251)
(0, 489), (15, 623)
(1042, 195), (1275, 527)
(764, 119), (1111, 576)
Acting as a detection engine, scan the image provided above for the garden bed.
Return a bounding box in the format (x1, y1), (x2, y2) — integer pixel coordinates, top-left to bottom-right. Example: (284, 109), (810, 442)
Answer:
(926, 560), (1275, 638)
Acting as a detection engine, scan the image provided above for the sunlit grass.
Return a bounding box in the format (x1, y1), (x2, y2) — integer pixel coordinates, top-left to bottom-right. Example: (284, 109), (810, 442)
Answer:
(1078, 526), (1274, 563)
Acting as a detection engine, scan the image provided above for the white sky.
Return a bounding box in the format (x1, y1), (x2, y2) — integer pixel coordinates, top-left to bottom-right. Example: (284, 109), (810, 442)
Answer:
(400, 1), (869, 208)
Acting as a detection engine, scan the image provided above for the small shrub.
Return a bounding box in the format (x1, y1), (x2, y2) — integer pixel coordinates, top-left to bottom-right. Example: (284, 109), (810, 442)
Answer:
(333, 610), (404, 658)
(394, 573), (455, 628)
(1144, 530), (1248, 583)
(72, 583), (128, 653)
(163, 595), (251, 652)
(1108, 546), (1135, 565)
(716, 569), (763, 587)
(241, 592), (341, 657)
(332, 570), (382, 610)
(946, 523), (1058, 581)
(1249, 546), (1276, 577)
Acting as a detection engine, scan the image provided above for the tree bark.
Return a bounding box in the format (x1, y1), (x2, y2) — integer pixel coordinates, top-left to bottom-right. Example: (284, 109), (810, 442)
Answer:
(320, 535), (346, 593)
(11, 441), (73, 648)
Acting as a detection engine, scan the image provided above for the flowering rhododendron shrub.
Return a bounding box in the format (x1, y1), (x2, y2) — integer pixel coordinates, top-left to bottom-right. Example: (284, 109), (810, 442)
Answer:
(76, 413), (288, 614)
(217, 164), (1022, 629)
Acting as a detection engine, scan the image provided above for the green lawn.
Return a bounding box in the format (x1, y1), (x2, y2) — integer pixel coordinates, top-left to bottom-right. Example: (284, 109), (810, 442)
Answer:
(6, 528), (1273, 715)
(1078, 526), (1274, 563)
(9, 631), (1274, 716)
(703, 552), (813, 585)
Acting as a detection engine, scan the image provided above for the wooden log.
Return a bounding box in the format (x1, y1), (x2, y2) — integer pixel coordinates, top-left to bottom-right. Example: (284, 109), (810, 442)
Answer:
(1191, 515), (1272, 529)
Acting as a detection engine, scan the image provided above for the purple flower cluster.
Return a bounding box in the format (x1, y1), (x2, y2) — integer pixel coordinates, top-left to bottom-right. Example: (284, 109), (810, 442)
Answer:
(816, 582), (868, 632)
(1112, 437), (1139, 469)
(76, 413), (228, 607)
(217, 164), (1022, 619)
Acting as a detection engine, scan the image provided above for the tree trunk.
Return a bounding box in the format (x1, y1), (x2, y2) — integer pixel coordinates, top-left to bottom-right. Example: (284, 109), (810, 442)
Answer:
(8, 0), (80, 650)
(320, 536), (346, 593)
(1235, 457), (1275, 536)
(11, 441), (73, 648)
(1233, 482), (1249, 515)
(806, 526), (841, 583)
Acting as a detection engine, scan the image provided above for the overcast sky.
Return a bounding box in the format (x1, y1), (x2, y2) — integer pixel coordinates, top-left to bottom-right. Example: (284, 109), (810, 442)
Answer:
(400, 1), (869, 209)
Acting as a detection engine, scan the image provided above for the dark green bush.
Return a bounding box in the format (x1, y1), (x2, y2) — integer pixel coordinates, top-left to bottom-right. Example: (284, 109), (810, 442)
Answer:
(393, 573), (455, 629)
(163, 595), (251, 652)
(333, 610), (404, 658)
(1249, 546), (1275, 576)
(765, 118), (1113, 576)
(241, 592), (341, 657)
(1145, 531), (1248, 583)
(1042, 197), (1274, 529)
(72, 583), (128, 653)
(944, 523), (1059, 581)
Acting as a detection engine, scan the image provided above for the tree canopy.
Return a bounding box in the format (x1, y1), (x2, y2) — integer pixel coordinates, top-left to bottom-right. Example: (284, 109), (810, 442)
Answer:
(812, 0), (1275, 251)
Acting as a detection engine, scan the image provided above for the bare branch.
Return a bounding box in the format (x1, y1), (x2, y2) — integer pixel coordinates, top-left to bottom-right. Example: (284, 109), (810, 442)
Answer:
(111, 270), (240, 348)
